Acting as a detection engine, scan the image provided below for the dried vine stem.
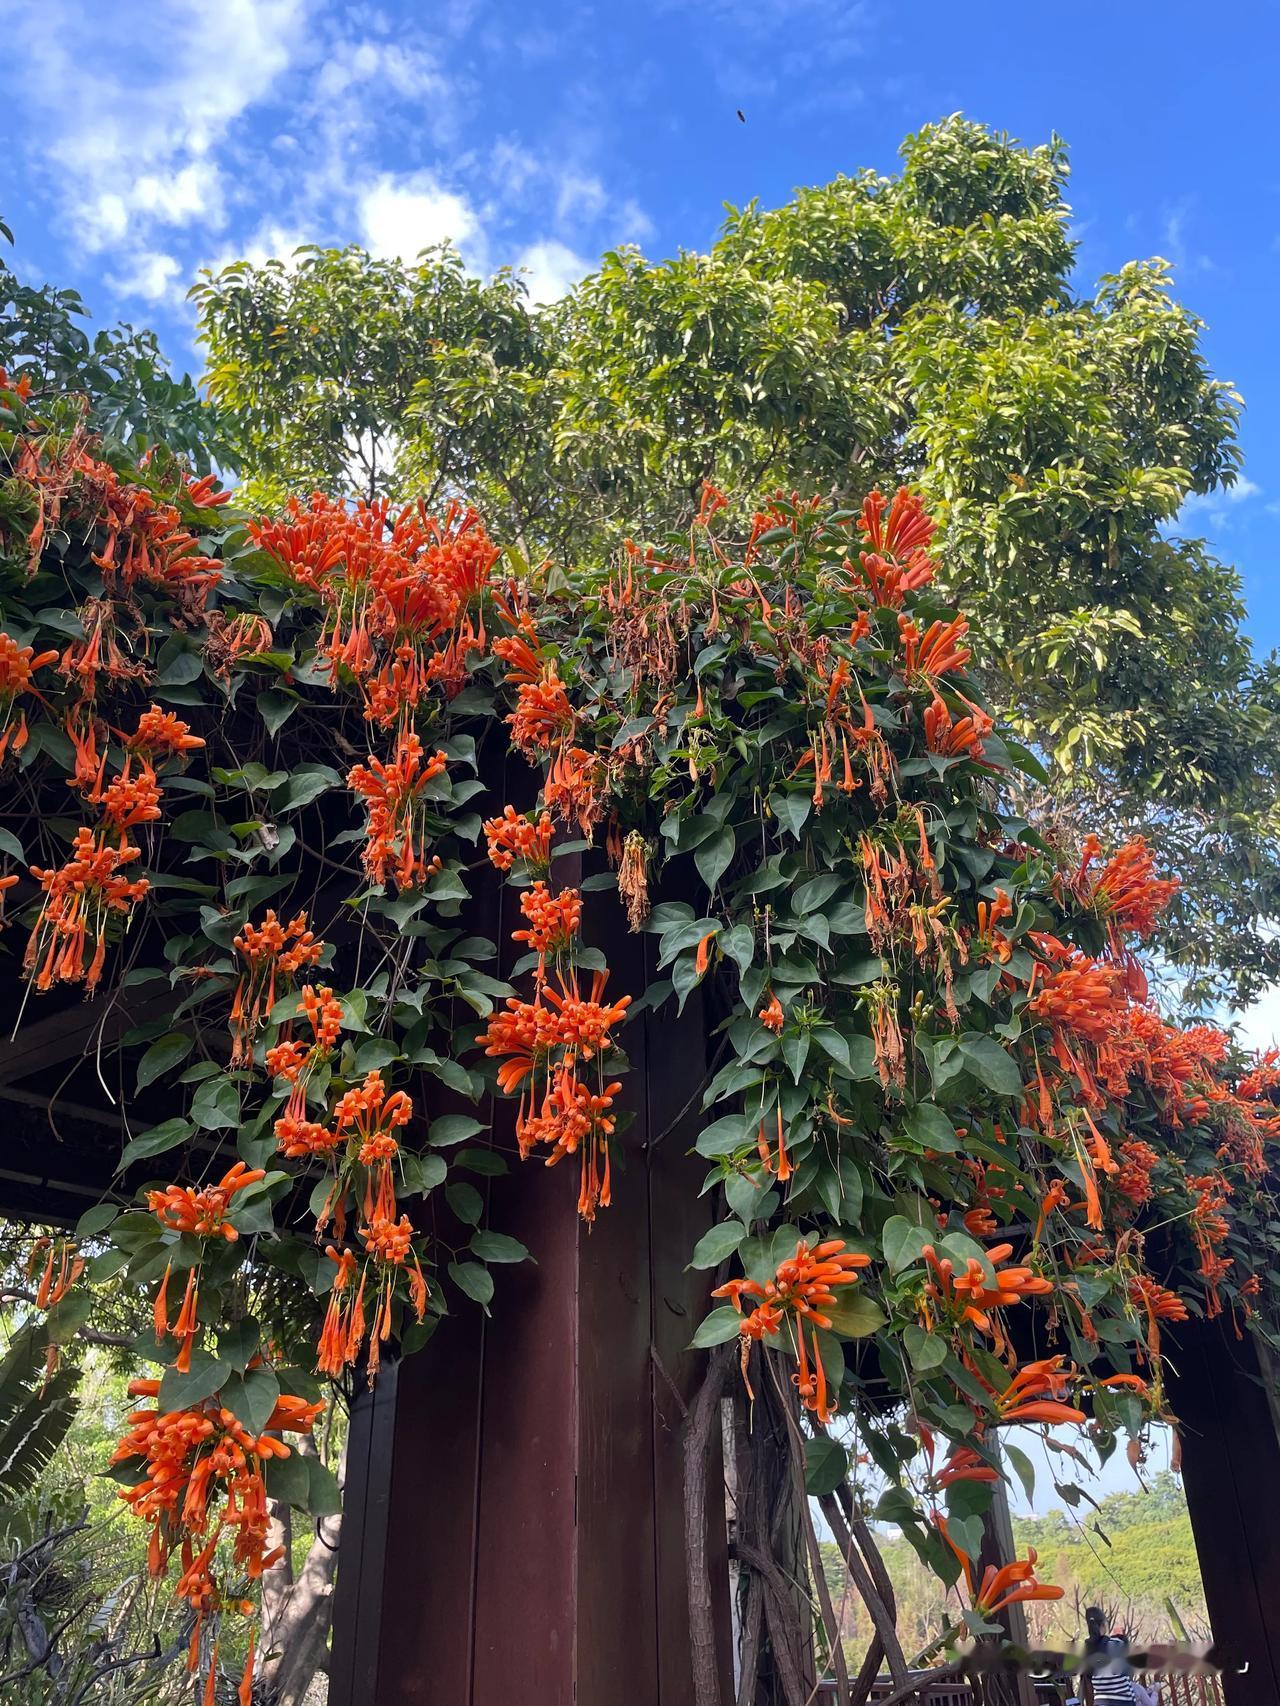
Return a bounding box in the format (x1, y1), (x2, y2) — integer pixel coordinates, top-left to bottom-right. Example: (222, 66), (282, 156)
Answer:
(684, 1341), (735, 1706)
(736, 1540), (813, 1706)
(817, 1489), (912, 1695)
(767, 1349), (852, 1706)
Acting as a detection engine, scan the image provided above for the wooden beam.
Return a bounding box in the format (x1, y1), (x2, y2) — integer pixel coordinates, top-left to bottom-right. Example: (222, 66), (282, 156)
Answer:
(329, 877), (733, 1704)
(1168, 1317), (1280, 1705)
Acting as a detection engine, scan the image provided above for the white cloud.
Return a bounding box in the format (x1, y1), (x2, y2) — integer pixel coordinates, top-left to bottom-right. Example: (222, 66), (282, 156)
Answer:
(315, 38), (447, 105)
(555, 171), (608, 224)
(618, 198), (655, 243)
(3, 0), (307, 250)
(358, 172), (480, 263)
(515, 239), (592, 306)
(106, 249), (185, 306)
(1179, 475), (1262, 530)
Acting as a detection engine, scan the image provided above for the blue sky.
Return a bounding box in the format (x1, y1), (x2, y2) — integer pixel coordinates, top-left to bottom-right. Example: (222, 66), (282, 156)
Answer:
(2, 0), (1277, 663)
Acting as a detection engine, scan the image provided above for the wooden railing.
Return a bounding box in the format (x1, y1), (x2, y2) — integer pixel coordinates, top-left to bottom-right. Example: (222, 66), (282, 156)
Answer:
(816, 1671), (1224, 1705)
(1136, 1673), (1224, 1706)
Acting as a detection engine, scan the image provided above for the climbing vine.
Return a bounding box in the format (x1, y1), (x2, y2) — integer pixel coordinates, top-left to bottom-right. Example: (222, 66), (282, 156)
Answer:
(2, 369), (1278, 1696)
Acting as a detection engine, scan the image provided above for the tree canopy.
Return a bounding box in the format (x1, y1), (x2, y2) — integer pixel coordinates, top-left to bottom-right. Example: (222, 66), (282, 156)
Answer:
(194, 118), (1277, 1003)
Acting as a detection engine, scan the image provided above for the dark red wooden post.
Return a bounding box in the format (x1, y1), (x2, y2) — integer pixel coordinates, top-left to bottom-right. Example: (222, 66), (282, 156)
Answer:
(1167, 1317), (1280, 1706)
(329, 909), (733, 1704)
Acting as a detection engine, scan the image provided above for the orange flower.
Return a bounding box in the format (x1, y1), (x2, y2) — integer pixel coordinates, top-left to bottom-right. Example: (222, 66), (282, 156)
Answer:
(112, 1366), (319, 1702)
(147, 1162), (266, 1240)
(714, 1237), (871, 1422)
(963, 1206), (998, 1238)
(252, 494), (496, 719)
(347, 733), (448, 890)
(507, 672), (575, 753)
(1073, 834), (1179, 941)
(759, 993), (785, 1033)
(24, 828), (149, 992)
(543, 744), (605, 837)
(230, 910), (324, 1067)
(127, 704), (205, 760)
(988, 1357), (1086, 1426)
(483, 805), (554, 873)
(921, 1241), (1052, 1338)
(898, 613), (971, 681)
(934, 1515), (1063, 1617)
(512, 881), (582, 968)
(204, 610), (275, 678)
(923, 693), (993, 761)
(30, 1236), (84, 1310)
(0, 631), (58, 762)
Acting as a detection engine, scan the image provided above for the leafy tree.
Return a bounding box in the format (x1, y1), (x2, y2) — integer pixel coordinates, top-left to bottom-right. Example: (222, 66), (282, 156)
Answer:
(0, 218), (225, 471)
(194, 119), (1278, 1002)
(191, 243), (555, 511)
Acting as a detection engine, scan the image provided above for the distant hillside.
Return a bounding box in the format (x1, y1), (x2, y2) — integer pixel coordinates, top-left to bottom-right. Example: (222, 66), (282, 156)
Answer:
(822, 1471), (1207, 1660)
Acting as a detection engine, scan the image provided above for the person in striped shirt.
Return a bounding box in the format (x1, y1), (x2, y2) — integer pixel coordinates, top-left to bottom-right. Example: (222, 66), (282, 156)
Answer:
(1077, 1605), (1160, 1706)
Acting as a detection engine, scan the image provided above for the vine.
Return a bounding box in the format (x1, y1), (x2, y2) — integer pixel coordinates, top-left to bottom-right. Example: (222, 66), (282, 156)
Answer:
(2, 368), (1278, 1694)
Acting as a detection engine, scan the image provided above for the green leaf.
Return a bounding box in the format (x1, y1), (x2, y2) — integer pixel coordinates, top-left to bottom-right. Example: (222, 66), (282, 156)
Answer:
(159, 1351), (227, 1412)
(74, 1204), (118, 1240)
(780, 1029), (810, 1084)
(769, 791), (811, 839)
(264, 1449), (310, 1508)
(446, 1182), (484, 1225)
(694, 826), (735, 891)
(959, 1034), (1023, 1097)
(258, 689), (298, 736)
(814, 1155), (864, 1224)
(270, 764), (340, 811)
(904, 1323), (947, 1371)
(449, 1260), (495, 1306)
(882, 1214), (932, 1271)
(901, 1103), (960, 1153)
(136, 1032), (193, 1092)
(217, 1319), (262, 1374)
(804, 1434), (849, 1497)
(400, 1153), (448, 1195)
(470, 1230), (530, 1264)
(190, 1076), (241, 1132)
(696, 1112), (755, 1158)
(45, 1291), (93, 1345)
(1004, 1439), (1037, 1506)
(0, 828), (24, 861)
(117, 1117), (192, 1171)
(719, 922), (755, 977)
(689, 1221), (747, 1270)
(822, 1291), (885, 1339)
(220, 1364), (280, 1437)
(454, 1147), (507, 1177)
(690, 1306), (744, 1348)
(305, 1455), (343, 1517)
(430, 1114), (485, 1146)
(812, 1028), (876, 1080)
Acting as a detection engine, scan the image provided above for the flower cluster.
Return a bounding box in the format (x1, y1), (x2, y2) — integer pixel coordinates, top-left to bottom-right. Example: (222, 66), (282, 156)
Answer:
(22, 702), (201, 992)
(230, 909), (324, 1066)
(251, 493), (497, 722)
(713, 1238), (871, 1423)
(347, 731), (448, 890)
(112, 1376), (321, 1701)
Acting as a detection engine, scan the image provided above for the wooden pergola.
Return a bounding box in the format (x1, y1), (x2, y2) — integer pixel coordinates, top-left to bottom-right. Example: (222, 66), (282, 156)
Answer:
(0, 905), (1272, 1705)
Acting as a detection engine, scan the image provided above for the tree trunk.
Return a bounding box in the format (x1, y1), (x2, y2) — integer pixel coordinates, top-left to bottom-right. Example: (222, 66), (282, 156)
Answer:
(260, 1433), (344, 1706)
(259, 1514), (341, 1706)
